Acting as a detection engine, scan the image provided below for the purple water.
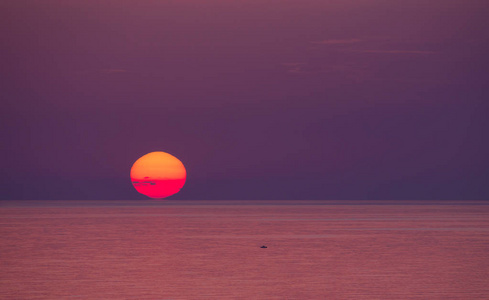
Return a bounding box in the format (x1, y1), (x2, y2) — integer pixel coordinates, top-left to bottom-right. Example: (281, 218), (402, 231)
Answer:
(1, 200), (488, 299)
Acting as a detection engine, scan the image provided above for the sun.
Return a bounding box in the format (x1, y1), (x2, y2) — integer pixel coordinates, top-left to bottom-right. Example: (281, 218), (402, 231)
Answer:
(130, 151), (186, 199)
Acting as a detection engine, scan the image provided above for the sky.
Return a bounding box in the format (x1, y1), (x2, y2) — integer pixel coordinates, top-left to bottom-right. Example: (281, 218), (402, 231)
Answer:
(1, 0), (488, 200)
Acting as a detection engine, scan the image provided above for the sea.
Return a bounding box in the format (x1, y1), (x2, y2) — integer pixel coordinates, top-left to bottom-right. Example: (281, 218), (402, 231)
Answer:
(1, 200), (488, 299)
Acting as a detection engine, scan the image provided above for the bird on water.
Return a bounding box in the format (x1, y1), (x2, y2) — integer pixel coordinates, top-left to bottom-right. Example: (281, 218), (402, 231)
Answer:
(260, 245), (267, 248)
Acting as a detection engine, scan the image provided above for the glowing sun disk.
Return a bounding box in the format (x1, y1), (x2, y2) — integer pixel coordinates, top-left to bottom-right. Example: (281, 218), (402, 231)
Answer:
(130, 152), (186, 199)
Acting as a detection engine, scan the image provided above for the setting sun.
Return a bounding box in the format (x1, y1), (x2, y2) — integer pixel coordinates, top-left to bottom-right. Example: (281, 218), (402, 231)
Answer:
(130, 151), (186, 199)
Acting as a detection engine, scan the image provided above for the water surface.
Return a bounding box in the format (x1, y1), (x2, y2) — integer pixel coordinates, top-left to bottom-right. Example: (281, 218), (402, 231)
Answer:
(1, 200), (488, 299)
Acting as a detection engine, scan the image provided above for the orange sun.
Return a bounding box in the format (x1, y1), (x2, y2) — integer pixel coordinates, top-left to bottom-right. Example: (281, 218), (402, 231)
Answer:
(130, 151), (186, 199)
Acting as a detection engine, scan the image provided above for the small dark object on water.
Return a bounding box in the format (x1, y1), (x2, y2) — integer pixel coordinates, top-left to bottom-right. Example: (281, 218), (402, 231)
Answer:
(260, 245), (267, 248)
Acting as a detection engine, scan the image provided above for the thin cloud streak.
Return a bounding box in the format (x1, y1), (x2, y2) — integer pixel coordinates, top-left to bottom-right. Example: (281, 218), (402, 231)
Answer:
(310, 37), (437, 55)
(100, 69), (128, 74)
(281, 63), (305, 74)
(311, 39), (363, 45)
(353, 50), (437, 54)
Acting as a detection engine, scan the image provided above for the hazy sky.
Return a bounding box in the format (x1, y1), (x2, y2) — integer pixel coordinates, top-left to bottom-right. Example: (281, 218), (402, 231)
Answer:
(2, 0), (488, 200)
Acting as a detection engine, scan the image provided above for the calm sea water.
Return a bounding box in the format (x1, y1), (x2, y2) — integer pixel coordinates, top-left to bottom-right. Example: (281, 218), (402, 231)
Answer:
(1, 200), (488, 299)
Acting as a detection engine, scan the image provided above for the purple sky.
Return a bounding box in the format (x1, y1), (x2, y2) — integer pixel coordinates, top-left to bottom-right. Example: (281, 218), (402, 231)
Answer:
(2, 0), (488, 200)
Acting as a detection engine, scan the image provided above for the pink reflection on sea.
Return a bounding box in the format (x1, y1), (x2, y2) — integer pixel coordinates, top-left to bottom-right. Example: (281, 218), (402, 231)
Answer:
(1, 200), (489, 299)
